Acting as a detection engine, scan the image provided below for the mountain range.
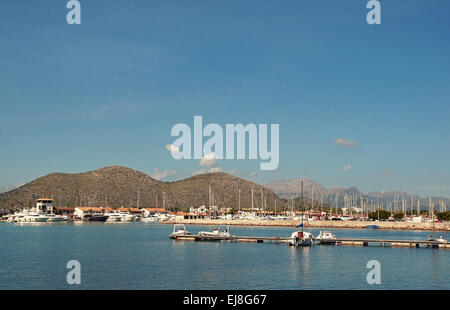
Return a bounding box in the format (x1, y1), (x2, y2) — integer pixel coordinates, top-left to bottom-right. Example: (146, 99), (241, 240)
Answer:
(0, 167), (447, 211)
(265, 178), (449, 210)
(0, 166), (284, 211)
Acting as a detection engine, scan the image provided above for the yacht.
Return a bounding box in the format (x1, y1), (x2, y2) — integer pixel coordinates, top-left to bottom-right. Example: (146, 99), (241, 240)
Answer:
(85, 214), (109, 222)
(157, 214), (172, 222)
(119, 212), (137, 222)
(169, 224), (192, 239)
(105, 212), (122, 222)
(34, 198), (67, 222)
(7, 210), (49, 223)
(46, 213), (69, 222)
(141, 216), (158, 223)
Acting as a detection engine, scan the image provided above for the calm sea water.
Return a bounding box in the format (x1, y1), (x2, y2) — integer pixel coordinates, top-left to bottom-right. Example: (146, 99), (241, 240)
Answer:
(0, 223), (448, 290)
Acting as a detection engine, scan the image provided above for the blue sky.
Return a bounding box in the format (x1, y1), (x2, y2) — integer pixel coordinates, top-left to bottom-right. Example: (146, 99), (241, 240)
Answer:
(0, 1), (449, 197)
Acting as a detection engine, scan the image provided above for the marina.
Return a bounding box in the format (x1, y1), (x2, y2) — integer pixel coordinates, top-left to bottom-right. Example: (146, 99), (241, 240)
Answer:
(169, 225), (450, 248)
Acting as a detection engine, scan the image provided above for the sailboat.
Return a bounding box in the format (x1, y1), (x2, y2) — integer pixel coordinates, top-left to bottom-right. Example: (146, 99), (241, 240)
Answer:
(426, 203), (447, 247)
(289, 180), (313, 246)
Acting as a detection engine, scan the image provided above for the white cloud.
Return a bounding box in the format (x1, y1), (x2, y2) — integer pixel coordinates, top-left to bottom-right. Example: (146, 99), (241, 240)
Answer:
(151, 168), (177, 180)
(0, 182), (25, 193)
(228, 170), (241, 176)
(248, 172), (257, 177)
(333, 138), (358, 147)
(191, 169), (207, 176)
(165, 144), (180, 156)
(343, 164), (352, 171)
(208, 167), (223, 173)
(199, 153), (218, 167)
(380, 169), (394, 175)
(191, 167), (223, 176)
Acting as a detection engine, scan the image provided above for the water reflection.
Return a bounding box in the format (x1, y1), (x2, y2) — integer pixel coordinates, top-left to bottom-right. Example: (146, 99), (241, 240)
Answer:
(431, 249), (439, 287)
(288, 245), (312, 287)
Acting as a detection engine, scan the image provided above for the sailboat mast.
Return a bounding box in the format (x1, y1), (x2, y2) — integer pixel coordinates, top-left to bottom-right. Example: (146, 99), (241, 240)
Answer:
(163, 192), (165, 210)
(430, 197), (435, 240)
(209, 185), (211, 207)
(301, 180), (304, 232)
(251, 188), (254, 212)
(137, 190), (140, 209)
(238, 187), (241, 213)
(261, 188), (263, 213)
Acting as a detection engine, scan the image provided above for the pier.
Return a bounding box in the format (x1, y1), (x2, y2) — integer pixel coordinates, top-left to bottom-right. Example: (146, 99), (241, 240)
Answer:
(172, 234), (450, 248)
(175, 234), (291, 243)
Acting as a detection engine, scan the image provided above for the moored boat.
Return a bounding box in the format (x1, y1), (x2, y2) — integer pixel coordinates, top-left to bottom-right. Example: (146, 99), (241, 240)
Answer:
(364, 225), (380, 229)
(198, 225), (232, 237)
(169, 224), (192, 239)
(86, 214), (109, 222)
(289, 230), (314, 246)
(316, 231), (340, 245)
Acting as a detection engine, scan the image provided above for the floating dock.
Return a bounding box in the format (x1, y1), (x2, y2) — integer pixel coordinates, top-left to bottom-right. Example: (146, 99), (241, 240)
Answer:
(172, 234), (450, 248)
(175, 234), (291, 243)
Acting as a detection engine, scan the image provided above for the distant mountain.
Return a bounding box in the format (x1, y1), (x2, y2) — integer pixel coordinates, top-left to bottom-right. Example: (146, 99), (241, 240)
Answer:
(264, 178), (325, 198)
(0, 166), (286, 211)
(266, 179), (365, 201)
(367, 191), (414, 199)
(266, 179), (449, 210)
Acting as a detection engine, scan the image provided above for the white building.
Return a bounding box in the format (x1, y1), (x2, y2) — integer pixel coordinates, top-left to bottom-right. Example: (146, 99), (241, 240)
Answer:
(74, 207), (104, 219)
(189, 205), (208, 214)
(33, 198), (54, 214)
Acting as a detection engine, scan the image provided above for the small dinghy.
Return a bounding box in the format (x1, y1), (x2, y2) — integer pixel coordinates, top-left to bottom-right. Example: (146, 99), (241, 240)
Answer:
(364, 225), (380, 229)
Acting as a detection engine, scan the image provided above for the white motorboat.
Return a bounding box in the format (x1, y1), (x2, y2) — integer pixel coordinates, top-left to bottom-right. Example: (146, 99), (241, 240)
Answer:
(8, 210), (49, 223)
(198, 225), (232, 237)
(119, 212), (137, 222)
(141, 216), (158, 223)
(46, 214), (69, 222)
(316, 231), (340, 244)
(435, 236), (448, 243)
(169, 224), (192, 239)
(14, 198), (65, 223)
(105, 212), (122, 222)
(317, 231), (338, 240)
(157, 214), (173, 222)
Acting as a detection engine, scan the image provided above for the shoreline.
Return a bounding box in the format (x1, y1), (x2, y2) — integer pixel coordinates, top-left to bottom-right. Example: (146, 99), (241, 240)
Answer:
(163, 219), (450, 232)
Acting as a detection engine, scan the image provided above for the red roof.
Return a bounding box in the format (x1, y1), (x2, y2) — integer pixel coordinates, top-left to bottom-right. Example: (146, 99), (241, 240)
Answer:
(76, 207), (103, 212)
(143, 208), (168, 213)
